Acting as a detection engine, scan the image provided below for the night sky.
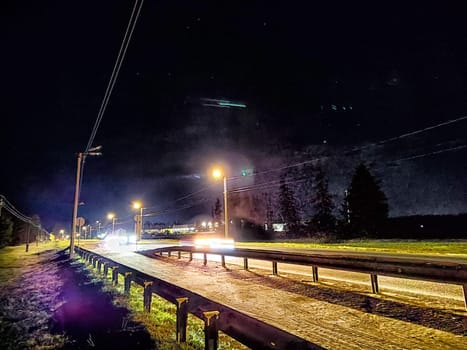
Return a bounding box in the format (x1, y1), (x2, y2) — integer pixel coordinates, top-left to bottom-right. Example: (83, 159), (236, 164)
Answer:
(2, 1), (467, 230)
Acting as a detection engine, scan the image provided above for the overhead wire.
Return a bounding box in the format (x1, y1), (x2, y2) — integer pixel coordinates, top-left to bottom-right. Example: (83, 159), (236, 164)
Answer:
(389, 144), (467, 163)
(79, 0), (145, 199)
(0, 195), (46, 231)
(230, 114), (467, 181)
(355, 115), (467, 151)
(85, 0), (146, 154)
(143, 184), (215, 212)
(154, 115), (467, 208)
(75, 0), (146, 220)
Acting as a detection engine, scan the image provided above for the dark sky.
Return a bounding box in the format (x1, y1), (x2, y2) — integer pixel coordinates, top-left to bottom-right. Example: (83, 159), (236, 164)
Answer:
(1, 1), (467, 230)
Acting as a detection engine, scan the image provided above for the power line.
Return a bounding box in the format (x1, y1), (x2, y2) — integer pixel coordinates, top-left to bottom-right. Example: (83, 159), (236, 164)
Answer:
(390, 144), (467, 163)
(85, 0), (145, 154)
(143, 185), (215, 212)
(230, 178), (307, 194)
(230, 114), (467, 180)
(361, 115), (467, 150)
(128, 115), (467, 216)
(0, 194), (46, 232)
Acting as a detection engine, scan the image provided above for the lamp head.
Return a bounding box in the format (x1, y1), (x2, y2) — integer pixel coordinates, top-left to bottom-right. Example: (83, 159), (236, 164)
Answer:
(212, 168), (223, 179)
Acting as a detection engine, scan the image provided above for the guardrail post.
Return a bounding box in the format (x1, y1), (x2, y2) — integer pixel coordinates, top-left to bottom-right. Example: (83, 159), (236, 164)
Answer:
(203, 253), (208, 266)
(97, 259), (102, 273)
(176, 297), (189, 343)
(312, 266), (319, 282)
(143, 281), (153, 312)
(243, 258), (248, 270)
(272, 261), (278, 275)
(462, 284), (467, 311)
(370, 274), (379, 294)
(112, 266), (119, 285)
(203, 311), (220, 350)
(103, 263), (109, 277)
(178, 251), (181, 259)
(168, 251), (172, 257)
(189, 252), (193, 261)
(92, 256), (98, 268)
(221, 255), (225, 268)
(124, 272), (132, 294)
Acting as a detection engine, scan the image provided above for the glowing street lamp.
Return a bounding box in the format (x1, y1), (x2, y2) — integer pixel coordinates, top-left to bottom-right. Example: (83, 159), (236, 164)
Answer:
(212, 167), (229, 238)
(107, 213), (116, 235)
(132, 201), (144, 241)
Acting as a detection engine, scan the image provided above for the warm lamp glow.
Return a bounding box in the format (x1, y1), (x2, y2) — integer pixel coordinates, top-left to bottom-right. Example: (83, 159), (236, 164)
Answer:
(212, 168), (223, 179)
(107, 213), (115, 220)
(133, 201), (142, 209)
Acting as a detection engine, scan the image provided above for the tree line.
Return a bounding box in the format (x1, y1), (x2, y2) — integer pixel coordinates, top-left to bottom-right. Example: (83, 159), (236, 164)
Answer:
(213, 162), (389, 241)
(0, 212), (43, 248)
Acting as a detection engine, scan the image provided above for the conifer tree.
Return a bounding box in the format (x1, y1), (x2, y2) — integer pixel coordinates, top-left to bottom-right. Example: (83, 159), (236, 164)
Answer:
(344, 163), (389, 237)
(311, 167), (336, 233)
(0, 214), (14, 248)
(278, 175), (300, 234)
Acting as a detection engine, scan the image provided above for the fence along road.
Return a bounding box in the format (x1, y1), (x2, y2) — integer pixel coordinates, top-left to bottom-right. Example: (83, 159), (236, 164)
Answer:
(79, 243), (467, 350)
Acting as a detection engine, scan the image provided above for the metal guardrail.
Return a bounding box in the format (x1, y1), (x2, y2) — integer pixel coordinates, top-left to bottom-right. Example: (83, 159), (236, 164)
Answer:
(140, 246), (467, 311)
(74, 246), (323, 350)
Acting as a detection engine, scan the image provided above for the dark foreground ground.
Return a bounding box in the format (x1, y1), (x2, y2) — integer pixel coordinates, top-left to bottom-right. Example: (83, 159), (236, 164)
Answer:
(0, 249), (155, 349)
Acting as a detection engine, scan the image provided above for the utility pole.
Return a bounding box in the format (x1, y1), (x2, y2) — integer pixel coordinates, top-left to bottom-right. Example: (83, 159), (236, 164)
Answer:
(70, 152), (83, 257)
(70, 146), (102, 258)
(25, 223), (31, 252)
(223, 176), (229, 238)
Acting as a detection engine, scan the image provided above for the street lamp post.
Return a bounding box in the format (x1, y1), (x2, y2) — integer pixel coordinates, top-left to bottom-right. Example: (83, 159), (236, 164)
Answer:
(96, 221), (101, 237)
(222, 175), (229, 238)
(107, 213), (116, 235)
(212, 168), (229, 238)
(132, 202), (144, 241)
(70, 146), (102, 257)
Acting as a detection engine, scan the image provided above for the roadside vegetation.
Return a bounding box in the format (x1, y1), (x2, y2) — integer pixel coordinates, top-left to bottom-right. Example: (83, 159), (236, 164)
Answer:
(0, 240), (247, 349)
(0, 241), (69, 349)
(91, 262), (248, 349)
(235, 239), (467, 256)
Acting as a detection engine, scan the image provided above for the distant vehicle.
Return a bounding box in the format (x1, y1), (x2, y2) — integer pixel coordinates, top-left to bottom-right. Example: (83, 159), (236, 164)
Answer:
(179, 233), (234, 249)
(103, 230), (136, 245)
